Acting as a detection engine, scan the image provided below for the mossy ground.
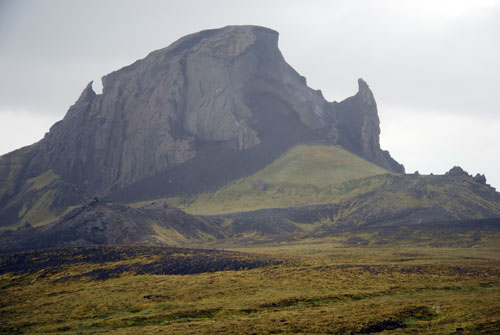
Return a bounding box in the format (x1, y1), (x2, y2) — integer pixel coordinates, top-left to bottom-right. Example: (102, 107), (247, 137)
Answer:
(1, 242), (499, 334)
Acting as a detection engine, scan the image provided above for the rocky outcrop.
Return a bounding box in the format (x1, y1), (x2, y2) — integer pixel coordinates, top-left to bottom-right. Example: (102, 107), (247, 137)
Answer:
(473, 174), (487, 185)
(446, 166), (471, 177)
(0, 25), (405, 226)
(446, 166), (490, 187)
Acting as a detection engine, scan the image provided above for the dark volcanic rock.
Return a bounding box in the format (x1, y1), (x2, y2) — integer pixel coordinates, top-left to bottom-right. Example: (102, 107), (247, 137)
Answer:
(1, 25), (403, 226)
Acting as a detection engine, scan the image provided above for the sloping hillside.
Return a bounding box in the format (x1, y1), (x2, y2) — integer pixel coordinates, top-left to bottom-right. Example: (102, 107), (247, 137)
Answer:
(331, 172), (500, 227)
(149, 145), (389, 214)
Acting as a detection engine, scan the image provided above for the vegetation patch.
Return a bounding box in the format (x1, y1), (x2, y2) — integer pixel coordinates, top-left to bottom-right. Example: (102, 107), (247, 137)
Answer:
(24, 170), (59, 192)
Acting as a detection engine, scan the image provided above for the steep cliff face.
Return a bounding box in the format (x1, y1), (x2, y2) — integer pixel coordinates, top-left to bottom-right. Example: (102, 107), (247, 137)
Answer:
(331, 79), (404, 173)
(0, 25), (404, 227)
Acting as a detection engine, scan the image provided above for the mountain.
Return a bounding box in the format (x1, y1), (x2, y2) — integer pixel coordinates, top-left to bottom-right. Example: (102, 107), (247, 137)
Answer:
(1, 24), (499, 248)
(0, 25), (404, 228)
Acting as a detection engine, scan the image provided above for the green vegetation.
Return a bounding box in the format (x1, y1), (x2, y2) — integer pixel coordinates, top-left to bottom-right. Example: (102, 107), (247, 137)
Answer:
(0, 169), (64, 229)
(1, 242), (499, 334)
(237, 145), (388, 186)
(18, 189), (58, 226)
(0, 168), (85, 230)
(24, 170), (59, 192)
(160, 145), (390, 214)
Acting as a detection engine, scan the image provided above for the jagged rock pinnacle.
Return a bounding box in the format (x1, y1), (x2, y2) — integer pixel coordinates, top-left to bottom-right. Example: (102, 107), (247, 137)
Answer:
(358, 77), (368, 89)
(357, 78), (376, 108)
(79, 81), (97, 102)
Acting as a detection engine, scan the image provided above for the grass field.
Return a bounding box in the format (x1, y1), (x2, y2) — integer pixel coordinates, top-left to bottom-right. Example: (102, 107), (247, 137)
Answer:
(1, 241), (499, 334)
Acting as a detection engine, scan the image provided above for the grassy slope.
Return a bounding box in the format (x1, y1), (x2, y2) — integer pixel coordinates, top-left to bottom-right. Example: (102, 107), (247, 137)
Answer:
(0, 170), (77, 230)
(160, 145), (389, 215)
(0, 167), (63, 230)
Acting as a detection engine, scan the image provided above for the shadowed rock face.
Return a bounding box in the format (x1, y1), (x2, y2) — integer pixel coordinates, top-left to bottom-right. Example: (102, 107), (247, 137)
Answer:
(0, 25), (404, 226)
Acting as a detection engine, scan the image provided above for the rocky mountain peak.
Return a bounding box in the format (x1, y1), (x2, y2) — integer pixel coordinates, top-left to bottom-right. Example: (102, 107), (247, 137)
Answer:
(78, 81), (97, 102)
(356, 78), (376, 108)
(63, 81), (97, 120)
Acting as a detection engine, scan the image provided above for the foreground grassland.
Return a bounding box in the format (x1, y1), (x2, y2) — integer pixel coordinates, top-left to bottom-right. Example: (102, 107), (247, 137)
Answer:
(1, 244), (499, 334)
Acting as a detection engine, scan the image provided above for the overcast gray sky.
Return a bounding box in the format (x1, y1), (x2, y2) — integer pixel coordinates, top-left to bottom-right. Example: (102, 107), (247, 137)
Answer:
(1, 0), (499, 189)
